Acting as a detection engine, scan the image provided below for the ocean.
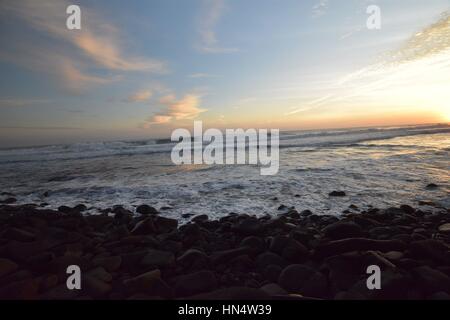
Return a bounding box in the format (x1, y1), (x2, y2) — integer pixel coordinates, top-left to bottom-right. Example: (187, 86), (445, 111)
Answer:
(1, 124), (449, 221)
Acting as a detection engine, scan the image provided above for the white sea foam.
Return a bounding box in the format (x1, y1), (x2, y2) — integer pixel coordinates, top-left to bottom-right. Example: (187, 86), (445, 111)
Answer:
(0, 124), (449, 220)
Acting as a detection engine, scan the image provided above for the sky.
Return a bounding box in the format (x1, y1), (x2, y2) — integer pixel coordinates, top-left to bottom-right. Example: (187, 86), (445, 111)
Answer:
(0, 0), (449, 147)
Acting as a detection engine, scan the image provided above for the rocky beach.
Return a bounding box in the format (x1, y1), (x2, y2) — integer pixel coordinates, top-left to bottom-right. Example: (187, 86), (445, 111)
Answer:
(1, 199), (449, 300)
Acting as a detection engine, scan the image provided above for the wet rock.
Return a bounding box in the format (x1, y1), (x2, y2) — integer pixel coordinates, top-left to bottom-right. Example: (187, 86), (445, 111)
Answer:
(57, 206), (72, 213)
(438, 223), (450, 234)
(315, 238), (407, 258)
(400, 204), (415, 214)
(263, 265), (283, 283)
(174, 270), (217, 297)
(0, 259), (18, 278)
(154, 216), (178, 234)
(211, 247), (252, 265)
(300, 210), (313, 216)
(0, 278), (39, 299)
(192, 214), (208, 223)
(269, 236), (309, 263)
(240, 236), (266, 254)
(278, 264), (327, 297)
(131, 218), (156, 235)
(260, 283), (288, 296)
(176, 249), (210, 271)
(1, 197), (17, 204)
(73, 204), (87, 212)
(410, 239), (450, 264)
(233, 218), (265, 236)
(140, 249), (175, 268)
(3, 228), (35, 242)
(136, 205), (159, 215)
(256, 252), (287, 270)
(92, 256), (122, 272)
(83, 275), (112, 298)
(412, 266), (450, 295)
(329, 191), (346, 197)
(322, 222), (363, 240)
(123, 269), (172, 297)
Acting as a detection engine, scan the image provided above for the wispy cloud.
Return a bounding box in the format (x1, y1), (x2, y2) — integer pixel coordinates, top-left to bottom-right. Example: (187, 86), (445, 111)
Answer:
(289, 11), (450, 115)
(188, 73), (217, 78)
(127, 89), (153, 103)
(0, 0), (166, 92)
(197, 0), (238, 53)
(0, 98), (50, 108)
(312, 0), (329, 18)
(145, 94), (207, 125)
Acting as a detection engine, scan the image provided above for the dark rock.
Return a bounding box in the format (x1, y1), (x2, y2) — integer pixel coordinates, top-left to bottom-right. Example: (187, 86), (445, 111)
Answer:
(400, 204), (415, 214)
(92, 256), (122, 272)
(176, 249), (210, 271)
(73, 204), (87, 212)
(300, 210), (313, 216)
(3, 228), (36, 242)
(426, 183), (438, 189)
(181, 213), (194, 219)
(438, 223), (450, 234)
(240, 236), (266, 254)
(263, 265), (283, 283)
(256, 252), (287, 270)
(278, 264), (327, 297)
(154, 216), (178, 234)
(315, 238), (407, 258)
(260, 283), (288, 296)
(269, 236), (309, 263)
(131, 218), (155, 235)
(211, 247), (252, 265)
(174, 270), (217, 297)
(57, 206), (72, 213)
(233, 218), (265, 236)
(136, 205), (159, 215)
(140, 250), (175, 268)
(0, 259), (18, 278)
(192, 214), (208, 223)
(412, 266), (450, 295)
(329, 191), (346, 197)
(1, 197), (17, 204)
(322, 222), (363, 240)
(410, 240), (450, 264)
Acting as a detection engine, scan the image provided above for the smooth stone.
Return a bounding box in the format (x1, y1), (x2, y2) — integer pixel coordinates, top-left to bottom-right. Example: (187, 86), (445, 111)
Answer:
(256, 252), (287, 270)
(140, 249), (175, 268)
(136, 205), (159, 215)
(322, 222), (363, 240)
(92, 256), (122, 272)
(438, 223), (450, 234)
(174, 270), (218, 297)
(278, 264), (327, 298)
(412, 266), (450, 294)
(0, 259), (18, 278)
(260, 283), (288, 296)
(329, 191), (346, 197)
(314, 238), (407, 258)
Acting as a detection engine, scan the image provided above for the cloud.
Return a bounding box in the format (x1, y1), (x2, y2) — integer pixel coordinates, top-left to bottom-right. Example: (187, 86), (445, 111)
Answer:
(0, 99), (50, 108)
(290, 11), (450, 116)
(188, 73), (217, 78)
(127, 89), (153, 103)
(146, 94), (207, 125)
(0, 0), (166, 92)
(197, 0), (238, 53)
(312, 0), (329, 18)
